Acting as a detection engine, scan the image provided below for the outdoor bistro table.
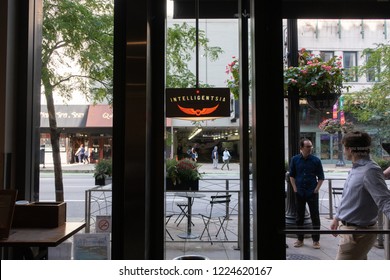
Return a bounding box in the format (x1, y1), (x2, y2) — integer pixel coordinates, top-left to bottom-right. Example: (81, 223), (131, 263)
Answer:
(174, 192), (205, 239)
(0, 222), (85, 259)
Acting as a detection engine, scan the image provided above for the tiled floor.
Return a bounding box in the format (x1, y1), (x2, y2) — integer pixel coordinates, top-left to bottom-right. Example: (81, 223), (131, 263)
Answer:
(165, 214), (387, 260)
(165, 213), (241, 260)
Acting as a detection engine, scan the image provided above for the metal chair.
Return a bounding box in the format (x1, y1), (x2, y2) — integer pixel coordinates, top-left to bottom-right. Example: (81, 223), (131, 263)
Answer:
(174, 200), (194, 227)
(332, 187), (343, 209)
(199, 194), (231, 245)
(165, 214), (174, 241)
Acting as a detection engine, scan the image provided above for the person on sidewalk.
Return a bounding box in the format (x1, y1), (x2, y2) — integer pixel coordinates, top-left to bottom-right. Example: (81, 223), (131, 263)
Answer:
(289, 138), (324, 249)
(75, 144), (85, 164)
(83, 147), (90, 164)
(191, 146), (198, 162)
(211, 146), (218, 169)
(221, 148), (231, 170)
(330, 131), (390, 260)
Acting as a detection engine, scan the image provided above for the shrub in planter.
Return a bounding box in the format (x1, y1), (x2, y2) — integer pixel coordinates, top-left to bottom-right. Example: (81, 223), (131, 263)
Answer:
(166, 158), (201, 191)
(93, 159), (112, 185)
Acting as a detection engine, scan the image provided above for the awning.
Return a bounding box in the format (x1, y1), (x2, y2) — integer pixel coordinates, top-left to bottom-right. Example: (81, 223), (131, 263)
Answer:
(40, 105), (89, 127)
(85, 105), (113, 127)
(40, 105), (113, 128)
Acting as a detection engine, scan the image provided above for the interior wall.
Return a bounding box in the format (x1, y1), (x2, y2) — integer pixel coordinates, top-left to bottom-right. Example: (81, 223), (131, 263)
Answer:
(0, 0), (8, 189)
(0, 1), (19, 191)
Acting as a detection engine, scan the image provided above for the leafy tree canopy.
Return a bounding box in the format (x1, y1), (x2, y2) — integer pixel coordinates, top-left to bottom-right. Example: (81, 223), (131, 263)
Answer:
(41, 0), (114, 201)
(343, 43), (390, 140)
(42, 0), (114, 104)
(166, 22), (224, 88)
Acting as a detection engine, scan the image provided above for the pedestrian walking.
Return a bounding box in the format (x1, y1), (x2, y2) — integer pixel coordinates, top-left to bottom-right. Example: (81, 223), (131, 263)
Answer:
(211, 146), (218, 169)
(221, 148), (231, 170)
(330, 131), (390, 259)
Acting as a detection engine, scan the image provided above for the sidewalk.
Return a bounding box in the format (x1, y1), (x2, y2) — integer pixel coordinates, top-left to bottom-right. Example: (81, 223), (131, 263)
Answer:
(40, 161), (352, 174)
(165, 215), (386, 260)
(40, 162), (95, 173)
(44, 161), (389, 260)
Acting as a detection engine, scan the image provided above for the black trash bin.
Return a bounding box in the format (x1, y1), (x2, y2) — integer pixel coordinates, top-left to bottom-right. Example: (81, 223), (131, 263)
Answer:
(173, 255), (209, 260)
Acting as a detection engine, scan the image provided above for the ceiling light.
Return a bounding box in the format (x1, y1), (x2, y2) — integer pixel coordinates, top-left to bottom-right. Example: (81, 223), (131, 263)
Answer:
(188, 127), (202, 140)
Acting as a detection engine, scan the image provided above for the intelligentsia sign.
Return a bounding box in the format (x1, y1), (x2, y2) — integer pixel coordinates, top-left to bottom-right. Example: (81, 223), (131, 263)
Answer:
(166, 88), (230, 119)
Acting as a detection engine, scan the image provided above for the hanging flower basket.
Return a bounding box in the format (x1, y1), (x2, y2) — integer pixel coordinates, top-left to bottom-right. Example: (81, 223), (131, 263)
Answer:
(284, 48), (350, 109)
(318, 118), (354, 134)
(306, 92), (340, 112)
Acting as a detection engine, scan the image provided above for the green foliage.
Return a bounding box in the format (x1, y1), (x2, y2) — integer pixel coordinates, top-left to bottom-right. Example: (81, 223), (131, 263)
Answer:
(225, 56), (239, 100)
(284, 48), (349, 97)
(42, 0), (114, 201)
(42, 0), (114, 104)
(166, 22), (224, 88)
(318, 118), (354, 134)
(94, 159), (112, 179)
(166, 158), (201, 185)
(372, 156), (390, 170)
(343, 43), (390, 141)
(166, 158), (179, 185)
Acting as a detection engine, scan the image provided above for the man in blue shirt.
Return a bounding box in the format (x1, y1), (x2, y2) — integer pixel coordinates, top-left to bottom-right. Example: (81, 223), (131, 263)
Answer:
(330, 131), (390, 259)
(289, 138), (325, 249)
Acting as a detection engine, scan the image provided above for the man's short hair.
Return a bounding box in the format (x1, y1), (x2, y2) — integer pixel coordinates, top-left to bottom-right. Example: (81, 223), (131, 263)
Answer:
(342, 131), (371, 155)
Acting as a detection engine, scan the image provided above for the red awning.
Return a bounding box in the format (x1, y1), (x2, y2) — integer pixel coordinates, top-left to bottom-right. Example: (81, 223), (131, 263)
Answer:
(86, 105), (113, 127)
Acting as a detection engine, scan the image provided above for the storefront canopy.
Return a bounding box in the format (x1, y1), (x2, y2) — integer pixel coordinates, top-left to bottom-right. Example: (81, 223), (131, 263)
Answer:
(40, 105), (113, 128)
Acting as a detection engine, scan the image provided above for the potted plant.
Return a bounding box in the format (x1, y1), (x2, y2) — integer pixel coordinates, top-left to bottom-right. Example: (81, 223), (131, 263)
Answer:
(166, 158), (202, 191)
(93, 159), (112, 186)
(318, 118), (354, 134)
(284, 48), (350, 110)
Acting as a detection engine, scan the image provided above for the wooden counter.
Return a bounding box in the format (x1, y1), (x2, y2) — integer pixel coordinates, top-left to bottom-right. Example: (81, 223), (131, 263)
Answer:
(0, 222), (85, 247)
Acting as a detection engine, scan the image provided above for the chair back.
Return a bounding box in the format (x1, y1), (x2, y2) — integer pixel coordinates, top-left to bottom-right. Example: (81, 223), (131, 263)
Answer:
(210, 194), (231, 205)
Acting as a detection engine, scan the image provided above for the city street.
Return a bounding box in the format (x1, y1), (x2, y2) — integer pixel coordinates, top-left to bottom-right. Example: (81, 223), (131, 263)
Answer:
(37, 163), (354, 224)
(40, 172), (96, 221)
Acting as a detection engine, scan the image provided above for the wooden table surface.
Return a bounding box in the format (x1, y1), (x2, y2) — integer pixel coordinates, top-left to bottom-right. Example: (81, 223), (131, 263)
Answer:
(0, 222), (86, 247)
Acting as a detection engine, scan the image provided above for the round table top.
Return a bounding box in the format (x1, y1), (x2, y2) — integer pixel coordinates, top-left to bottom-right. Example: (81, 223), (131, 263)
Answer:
(174, 192), (206, 198)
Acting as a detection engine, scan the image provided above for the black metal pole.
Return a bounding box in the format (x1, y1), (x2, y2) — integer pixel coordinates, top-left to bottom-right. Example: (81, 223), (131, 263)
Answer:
(285, 19), (299, 226)
(195, 0), (199, 88)
(285, 19), (311, 228)
(335, 131), (345, 166)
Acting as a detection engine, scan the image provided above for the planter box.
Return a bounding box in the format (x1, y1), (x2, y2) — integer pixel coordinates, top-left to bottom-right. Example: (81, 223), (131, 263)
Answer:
(12, 202), (66, 228)
(95, 177), (105, 186)
(95, 177), (112, 186)
(166, 179), (199, 191)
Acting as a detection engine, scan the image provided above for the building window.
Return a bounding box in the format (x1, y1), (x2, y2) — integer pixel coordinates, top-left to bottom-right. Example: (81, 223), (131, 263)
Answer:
(320, 51), (334, 62)
(343, 51), (358, 82)
(366, 52), (380, 82)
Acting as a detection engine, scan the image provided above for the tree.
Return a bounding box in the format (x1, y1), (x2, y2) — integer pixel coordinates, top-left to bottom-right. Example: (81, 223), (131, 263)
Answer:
(166, 22), (223, 88)
(343, 43), (390, 141)
(42, 0), (113, 201)
(42, 6), (221, 201)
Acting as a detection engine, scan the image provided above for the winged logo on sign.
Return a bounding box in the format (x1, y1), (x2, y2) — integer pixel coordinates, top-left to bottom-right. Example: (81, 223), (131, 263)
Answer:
(177, 104), (219, 116)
